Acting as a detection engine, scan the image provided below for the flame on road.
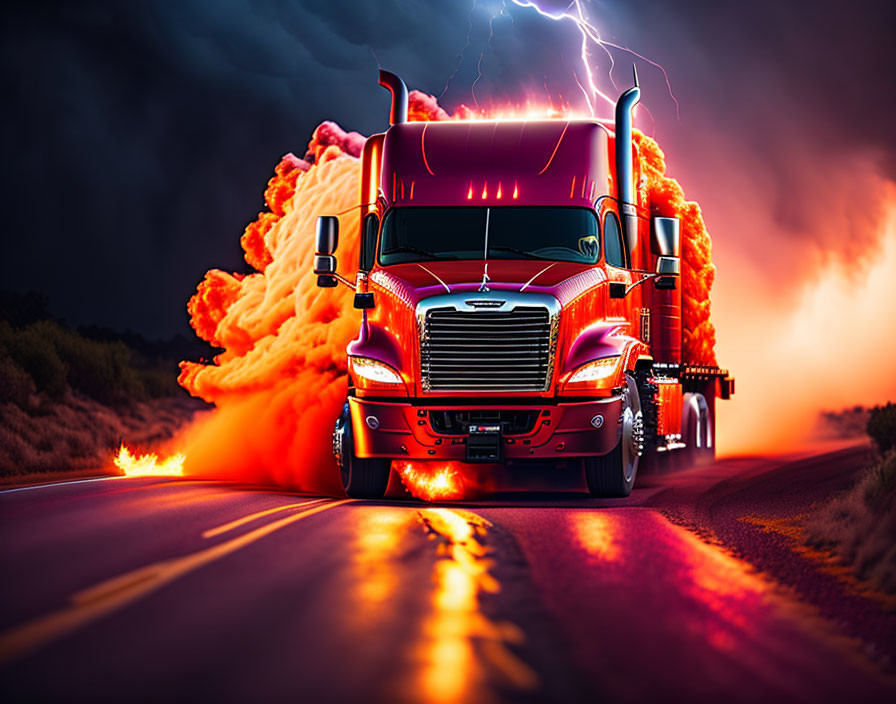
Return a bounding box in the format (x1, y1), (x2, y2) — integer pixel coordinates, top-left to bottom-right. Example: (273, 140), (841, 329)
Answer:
(396, 461), (466, 502)
(396, 461), (496, 502)
(113, 444), (185, 477)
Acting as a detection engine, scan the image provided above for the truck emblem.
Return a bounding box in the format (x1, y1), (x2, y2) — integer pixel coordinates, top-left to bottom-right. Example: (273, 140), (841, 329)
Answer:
(478, 263), (490, 292)
(467, 299), (504, 307)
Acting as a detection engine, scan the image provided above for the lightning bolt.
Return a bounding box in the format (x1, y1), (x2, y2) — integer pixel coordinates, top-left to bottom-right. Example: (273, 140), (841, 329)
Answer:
(439, 0), (478, 101)
(445, 0), (677, 121)
(471, 3), (507, 110)
(506, 0), (679, 118)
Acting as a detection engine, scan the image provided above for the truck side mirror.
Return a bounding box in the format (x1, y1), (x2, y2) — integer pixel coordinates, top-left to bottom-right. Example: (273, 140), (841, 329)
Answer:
(655, 255), (680, 275)
(609, 282), (627, 299)
(654, 255), (679, 290)
(650, 217), (680, 257)
(314, 216), (339, 288)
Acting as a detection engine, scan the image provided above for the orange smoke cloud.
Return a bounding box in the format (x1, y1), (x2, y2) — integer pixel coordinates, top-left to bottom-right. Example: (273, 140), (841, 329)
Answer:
(239, 153), (309, 272)
(635, 131), (717, 365)
(407, 91), (476, 122)
(176, 123), (364, 492)
(714, 196), (896, 455)
(173, 93), (719, 497)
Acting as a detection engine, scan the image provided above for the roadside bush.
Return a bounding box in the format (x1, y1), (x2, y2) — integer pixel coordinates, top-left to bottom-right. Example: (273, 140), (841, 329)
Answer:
(0, 317), (186, 409)
(139, 366), (181, 398)
(867, 403), (896, 455)
(806, 449), (896, 593)
(862, 447), (896, 509)
(0, 353), (36, 407)
(37, 321), (145, 404)
(0, 321), (68, 399)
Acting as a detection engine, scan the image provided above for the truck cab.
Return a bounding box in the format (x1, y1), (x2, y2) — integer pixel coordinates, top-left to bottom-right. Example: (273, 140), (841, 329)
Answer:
(314, 70), (733, 499)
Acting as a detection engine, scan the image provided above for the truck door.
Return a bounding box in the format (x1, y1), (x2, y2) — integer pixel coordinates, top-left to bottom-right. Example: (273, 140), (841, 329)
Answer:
(603, 210), (641, 326)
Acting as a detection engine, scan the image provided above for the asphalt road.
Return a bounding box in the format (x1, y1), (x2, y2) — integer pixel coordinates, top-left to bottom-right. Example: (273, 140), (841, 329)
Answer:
(1, 445), (894, 703)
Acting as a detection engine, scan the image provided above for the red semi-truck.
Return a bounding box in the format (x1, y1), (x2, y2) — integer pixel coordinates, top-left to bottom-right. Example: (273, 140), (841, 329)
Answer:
(314, 70), (734, 499)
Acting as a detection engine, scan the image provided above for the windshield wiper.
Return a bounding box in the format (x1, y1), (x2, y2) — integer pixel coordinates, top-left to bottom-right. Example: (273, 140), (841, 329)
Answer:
(382, 245), (458, 260)
(487, 245), (554, 261)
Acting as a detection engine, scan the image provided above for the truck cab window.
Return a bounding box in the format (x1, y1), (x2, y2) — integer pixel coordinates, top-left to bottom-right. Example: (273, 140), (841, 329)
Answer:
(604, 211), (625, 268)
(360, 214), (379, 271)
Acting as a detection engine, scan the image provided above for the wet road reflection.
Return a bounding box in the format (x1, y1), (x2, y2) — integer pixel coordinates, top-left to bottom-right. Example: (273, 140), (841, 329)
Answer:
(412, 508), (537, 703)
(352, 508), (417, 617)
(549, 507), (888, 702)
(570, 511), (621, 562)
(2, 466), (892, 704)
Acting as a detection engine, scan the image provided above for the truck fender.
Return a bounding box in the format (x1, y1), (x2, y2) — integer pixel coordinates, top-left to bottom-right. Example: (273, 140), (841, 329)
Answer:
(562, 322), (647, 377)
(346, 320), (402, 371)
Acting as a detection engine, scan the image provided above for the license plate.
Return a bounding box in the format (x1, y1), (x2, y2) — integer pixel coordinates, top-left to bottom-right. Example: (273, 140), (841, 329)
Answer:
(467, 424), (502, 462)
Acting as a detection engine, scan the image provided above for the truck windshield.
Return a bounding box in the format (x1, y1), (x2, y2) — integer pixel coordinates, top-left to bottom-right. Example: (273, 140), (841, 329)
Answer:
(378, 207), (600, 266)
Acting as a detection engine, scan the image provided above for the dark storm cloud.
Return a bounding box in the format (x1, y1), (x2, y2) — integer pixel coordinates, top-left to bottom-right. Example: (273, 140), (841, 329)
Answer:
(1, 0), (893, 337)
(0, 0), (471, 338)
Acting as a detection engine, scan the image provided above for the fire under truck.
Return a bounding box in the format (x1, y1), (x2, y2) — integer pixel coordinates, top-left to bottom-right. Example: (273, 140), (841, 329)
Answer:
(314, 70), (734, 499)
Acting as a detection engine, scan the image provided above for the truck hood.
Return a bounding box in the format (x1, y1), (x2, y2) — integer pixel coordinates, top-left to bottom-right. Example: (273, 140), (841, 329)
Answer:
(369, 259), (607, 307)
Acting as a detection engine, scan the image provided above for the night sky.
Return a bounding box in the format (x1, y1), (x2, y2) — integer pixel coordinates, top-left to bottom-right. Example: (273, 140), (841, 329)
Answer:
(2, 0), (894, 339)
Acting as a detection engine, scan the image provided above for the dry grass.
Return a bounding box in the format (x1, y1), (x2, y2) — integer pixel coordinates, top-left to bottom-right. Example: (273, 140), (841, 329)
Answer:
(0, 392), (206, 476)
(804, 449), (896, 594)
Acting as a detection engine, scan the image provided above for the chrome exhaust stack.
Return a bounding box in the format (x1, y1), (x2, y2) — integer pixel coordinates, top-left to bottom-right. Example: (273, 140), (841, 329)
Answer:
(615, 66), (641, 259)
(378, 70), (408, 125)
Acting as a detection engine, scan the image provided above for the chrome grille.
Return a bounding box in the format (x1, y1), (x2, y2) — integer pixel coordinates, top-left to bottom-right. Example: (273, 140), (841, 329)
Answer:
(421, 307), (553, 391)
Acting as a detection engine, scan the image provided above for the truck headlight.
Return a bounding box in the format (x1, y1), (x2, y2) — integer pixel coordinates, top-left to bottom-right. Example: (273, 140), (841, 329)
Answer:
(562, 356), (622, 392)
(349, 356), (403, 385)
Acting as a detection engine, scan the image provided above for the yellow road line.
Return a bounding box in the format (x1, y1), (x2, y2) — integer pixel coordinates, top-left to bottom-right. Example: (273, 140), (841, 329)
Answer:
(202, 498), (326, 538)
(0, 499), (350, 665)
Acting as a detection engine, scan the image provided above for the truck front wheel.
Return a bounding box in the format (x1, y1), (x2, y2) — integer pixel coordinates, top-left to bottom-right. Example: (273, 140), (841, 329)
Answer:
(584, 373), (644, 498)
(333, 403), (391, 499)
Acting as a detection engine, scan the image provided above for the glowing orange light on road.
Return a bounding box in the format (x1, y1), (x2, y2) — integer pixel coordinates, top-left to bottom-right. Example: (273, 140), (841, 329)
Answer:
(512, 181), (519, 199)
(411, 509), (537, 701)
(481, 182), (487, 199)
(113, 444), (185, 477)
(353, 509), (414, 613)
(467, 182), (473, 200)
(496, 182), (503, 199)
(571, 511), (620, 562)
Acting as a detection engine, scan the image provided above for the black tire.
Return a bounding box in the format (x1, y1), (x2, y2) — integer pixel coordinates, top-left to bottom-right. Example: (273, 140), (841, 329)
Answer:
(334, 403), (391, 499)
(681, 392), (715, 467)
(584, 373), (643, 497)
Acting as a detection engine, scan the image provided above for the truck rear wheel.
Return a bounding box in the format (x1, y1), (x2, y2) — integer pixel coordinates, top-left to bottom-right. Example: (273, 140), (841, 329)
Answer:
(681, 392), (715, 467)
(333, 403), (391, 499)
(584, 373), (643, 498)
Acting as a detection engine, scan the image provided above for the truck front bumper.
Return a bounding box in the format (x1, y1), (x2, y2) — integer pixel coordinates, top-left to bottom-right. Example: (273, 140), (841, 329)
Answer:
(349, 396), (623, 462)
